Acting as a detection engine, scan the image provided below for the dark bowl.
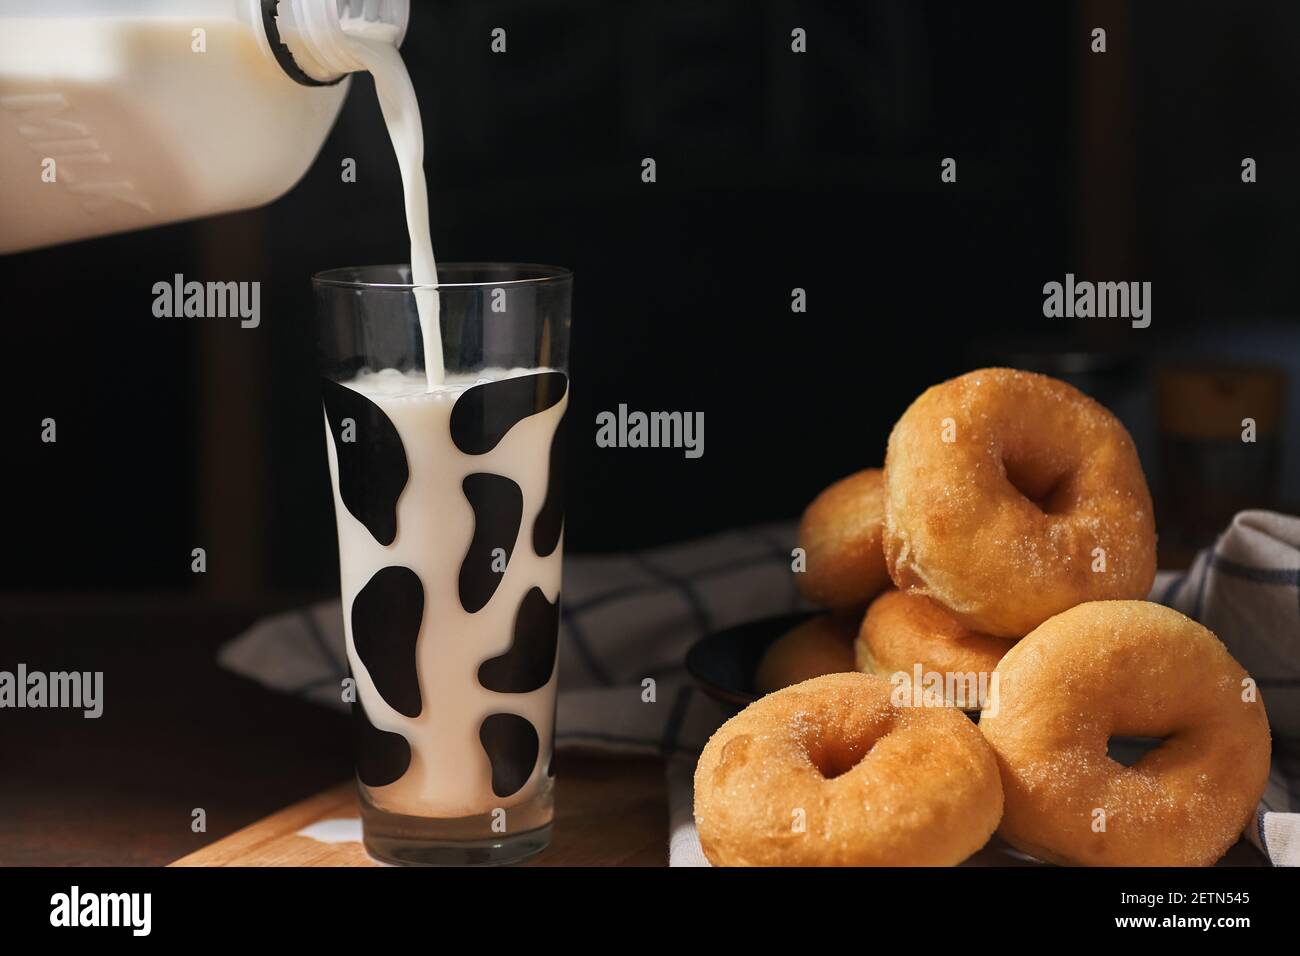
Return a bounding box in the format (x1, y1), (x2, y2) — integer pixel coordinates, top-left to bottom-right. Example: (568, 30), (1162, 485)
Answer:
(684, 612), (816, 710)
(684, 611), (988, 723)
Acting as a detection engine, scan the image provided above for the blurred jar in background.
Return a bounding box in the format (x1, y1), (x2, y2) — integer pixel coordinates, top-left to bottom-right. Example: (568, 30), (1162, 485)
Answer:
(1157, 364), (1286, 563)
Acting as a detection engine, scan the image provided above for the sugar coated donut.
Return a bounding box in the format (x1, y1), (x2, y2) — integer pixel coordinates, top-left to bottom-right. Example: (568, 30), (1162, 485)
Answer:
(694, 672), (1003, 866)
(755, 613), (858, 694)
(884, 368), (1156, 637)
(796, 468), (891, 609)
(980, 601), (1271, 867)
(856, 590), (1017, 710)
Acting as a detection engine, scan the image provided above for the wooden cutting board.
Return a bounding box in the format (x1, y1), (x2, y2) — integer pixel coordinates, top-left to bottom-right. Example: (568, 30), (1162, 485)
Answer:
(170, 754), (668, 867)
(170, 753), (1266, 867)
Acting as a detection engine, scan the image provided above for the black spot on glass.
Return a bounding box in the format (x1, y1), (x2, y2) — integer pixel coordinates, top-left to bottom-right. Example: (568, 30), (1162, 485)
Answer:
(478, 588), (560, 693)
(322, 378), (408, 546)
(351, 566), (424, 718)
(532, 411), (566, 557)
(479, 713), (539, 798)
(450, 371), (567, 456)
(459, 473), (523, 613)
(351, 695), (411, 788)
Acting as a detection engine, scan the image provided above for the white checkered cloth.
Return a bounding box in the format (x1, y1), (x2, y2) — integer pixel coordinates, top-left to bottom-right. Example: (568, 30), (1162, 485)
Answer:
(1152, 510), (1300, 865)
(219, 512), (1300, 866)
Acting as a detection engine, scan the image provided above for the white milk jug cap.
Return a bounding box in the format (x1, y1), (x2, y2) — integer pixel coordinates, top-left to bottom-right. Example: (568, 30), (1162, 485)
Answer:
(259, 0), (411, 85)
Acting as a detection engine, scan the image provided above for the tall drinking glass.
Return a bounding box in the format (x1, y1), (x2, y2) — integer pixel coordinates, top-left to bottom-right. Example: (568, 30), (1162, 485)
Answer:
(313, 263), (572, 865)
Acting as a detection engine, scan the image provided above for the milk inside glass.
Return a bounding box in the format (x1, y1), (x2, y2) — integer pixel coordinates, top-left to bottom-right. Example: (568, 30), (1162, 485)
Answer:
(325, 370), (564, 818)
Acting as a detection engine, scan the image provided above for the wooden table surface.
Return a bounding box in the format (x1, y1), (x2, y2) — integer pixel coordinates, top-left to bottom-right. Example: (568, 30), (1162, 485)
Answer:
(0, 596), (666, 866)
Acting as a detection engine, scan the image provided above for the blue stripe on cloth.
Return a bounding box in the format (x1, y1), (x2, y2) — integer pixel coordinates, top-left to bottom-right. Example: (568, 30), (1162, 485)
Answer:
(1209, 554), (1300, 587)
(559, 535), (796, 689)
(632, 553), (712, 638)
(1193, 546), (1215, 620)
(567, 553), (783, 616)
(642, 661), (693, 680)
(1257, 809), (1269, 856)
(1158, 573), (1187, 606)
(745, 527), (802, 610)
(560, 602), (614, 687)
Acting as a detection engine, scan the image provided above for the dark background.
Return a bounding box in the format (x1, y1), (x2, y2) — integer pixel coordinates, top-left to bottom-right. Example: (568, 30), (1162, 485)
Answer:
(3, 0), (1299, 603)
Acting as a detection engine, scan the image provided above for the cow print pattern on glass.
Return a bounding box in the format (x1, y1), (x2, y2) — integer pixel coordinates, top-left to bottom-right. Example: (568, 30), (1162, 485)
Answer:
(479, 712), (540, 798)
(478, 587), (560, 693)
(458, 473), (523, 614)
(351, 565), (424, 718)
(450, 370), (567, 455)
(322, 377), (409, 546)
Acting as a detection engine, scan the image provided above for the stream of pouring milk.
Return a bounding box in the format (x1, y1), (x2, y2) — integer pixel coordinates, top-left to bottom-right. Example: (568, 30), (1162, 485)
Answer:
(340, 17), (443, 388)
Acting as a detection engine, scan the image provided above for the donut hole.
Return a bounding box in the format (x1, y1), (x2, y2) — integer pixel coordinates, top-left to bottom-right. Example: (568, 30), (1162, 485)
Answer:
(1001, 455), (1072, 515)
(1107, 735), (1166, 767)
(808, 737), (874, 780)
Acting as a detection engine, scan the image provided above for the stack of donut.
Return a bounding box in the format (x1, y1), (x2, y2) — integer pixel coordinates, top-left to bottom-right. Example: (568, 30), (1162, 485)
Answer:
(696, 368), (1272, 867)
